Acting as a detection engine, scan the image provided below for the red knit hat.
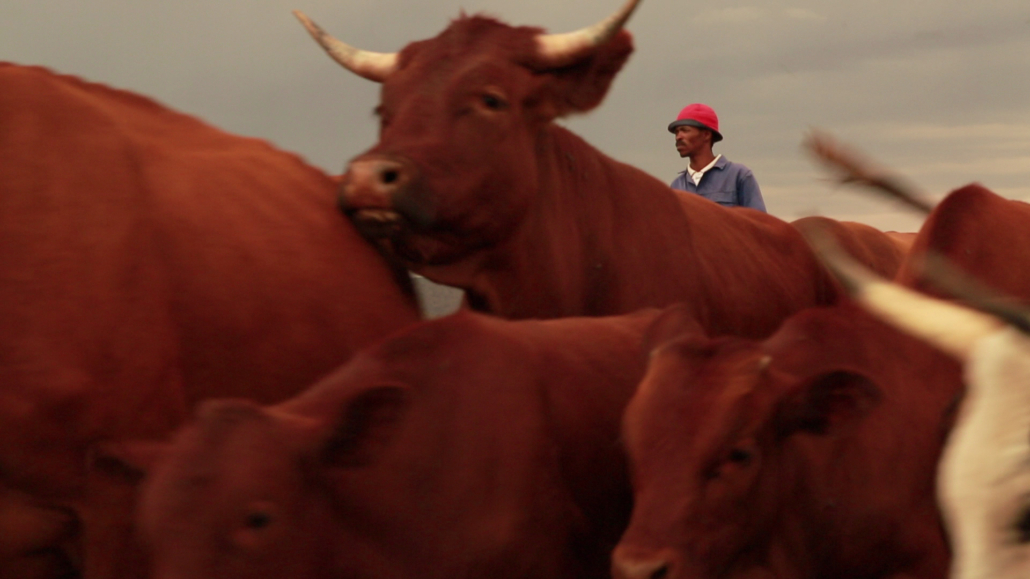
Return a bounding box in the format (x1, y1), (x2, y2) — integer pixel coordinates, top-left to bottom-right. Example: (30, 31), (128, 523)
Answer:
(667, 103), (723, 142)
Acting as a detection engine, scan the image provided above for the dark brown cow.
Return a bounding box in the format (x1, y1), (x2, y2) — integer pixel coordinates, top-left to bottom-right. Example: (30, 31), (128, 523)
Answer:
(0, 63), (420, 578)
(135, 310), (660, 579)
(294, 2), (901, 334)
(613, 304), (956, 579)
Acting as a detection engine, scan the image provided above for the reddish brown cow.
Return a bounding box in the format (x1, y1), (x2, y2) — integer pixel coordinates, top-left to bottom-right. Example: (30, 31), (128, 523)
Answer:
(895, 184), (1030, 297)
(135, 310), (660, 579)
(790, 216), (909, 278)
(0, 63), (420, 578)
(885, 231), (918, 256)
(802, 133), (1028, 292)
(613, 304), (957, 579)
(611, 183), (1030, 579)
(294, 2), (901, 334)
(809, 225), (1030, 579)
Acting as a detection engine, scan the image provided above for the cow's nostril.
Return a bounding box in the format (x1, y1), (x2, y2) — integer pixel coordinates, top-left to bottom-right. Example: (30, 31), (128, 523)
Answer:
(612, 553), (675, 579)
(381, 169), (399, 184)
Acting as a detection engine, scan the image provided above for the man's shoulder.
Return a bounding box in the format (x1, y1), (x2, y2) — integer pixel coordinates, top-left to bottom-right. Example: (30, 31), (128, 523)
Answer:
(716, 157), (755, 178)
(715, 156), (748, 170)
(670, 171), (691, 191)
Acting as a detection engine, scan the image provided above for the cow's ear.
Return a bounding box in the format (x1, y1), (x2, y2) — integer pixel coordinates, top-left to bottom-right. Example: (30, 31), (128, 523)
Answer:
(88, 440), (169, 484)
(85, 440), (168, 579)
(643, 303), (706, 354)
(527, 31), (634, 120)
(774, 371), (882, 436)
(321, 385), (410, 468)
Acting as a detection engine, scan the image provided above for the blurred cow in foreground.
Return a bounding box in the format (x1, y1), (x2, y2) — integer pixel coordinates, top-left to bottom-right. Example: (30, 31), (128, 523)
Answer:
(803, 132), (1030, 579)
(805, 131), (1030, 299)
(0, 62), (420, 579)
(612, 299), (956, 579)
(611, 135), (1030, 579)
(811, 227), (1030, 579)
(133, 310), (660, 579)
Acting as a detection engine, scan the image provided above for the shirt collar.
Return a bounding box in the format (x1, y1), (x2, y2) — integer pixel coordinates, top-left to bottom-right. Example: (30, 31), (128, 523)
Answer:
(699, 154), (723, 173)
(687, 154), (723, 181)
(676, 154), (730, 177)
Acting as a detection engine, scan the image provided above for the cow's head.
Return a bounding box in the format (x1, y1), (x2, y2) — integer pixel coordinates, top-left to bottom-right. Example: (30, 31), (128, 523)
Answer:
(803, 228), (1030, 579)
(613, 307), (881, 579)
(295, 0), (639, 266)
(135, 312), (528, 579)
(136, 384), (411, 579)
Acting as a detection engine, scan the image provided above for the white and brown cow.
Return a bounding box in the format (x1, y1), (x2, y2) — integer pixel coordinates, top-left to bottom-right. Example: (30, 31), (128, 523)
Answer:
(811, 223), (1030, 579)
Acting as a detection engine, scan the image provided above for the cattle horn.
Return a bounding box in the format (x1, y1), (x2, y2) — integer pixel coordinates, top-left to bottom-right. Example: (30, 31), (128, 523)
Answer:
(803, 130), (937, 214)
(535, 0), (642, 68)
(918, 252), (1030, 336)
(800, 222), (1001, 363)
(293, 10), (398, 83)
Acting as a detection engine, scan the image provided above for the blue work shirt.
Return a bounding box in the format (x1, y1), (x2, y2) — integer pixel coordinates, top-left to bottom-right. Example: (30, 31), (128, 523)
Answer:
(670, 156), (767, 212)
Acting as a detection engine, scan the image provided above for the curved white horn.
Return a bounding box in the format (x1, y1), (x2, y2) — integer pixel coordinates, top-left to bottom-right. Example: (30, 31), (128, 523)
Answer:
(846, 268), (1001, 363)
(535, 0), (642, 68)
(293, 10), (398, 83)
(804, 225), (1001, 362)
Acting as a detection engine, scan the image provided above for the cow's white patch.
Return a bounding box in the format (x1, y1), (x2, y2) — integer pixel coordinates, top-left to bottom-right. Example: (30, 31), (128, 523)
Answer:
(939, 328), (1030, 579)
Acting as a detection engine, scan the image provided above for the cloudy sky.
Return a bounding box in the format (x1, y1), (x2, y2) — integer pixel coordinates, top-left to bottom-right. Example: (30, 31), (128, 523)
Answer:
(5, 0), (1029, 234)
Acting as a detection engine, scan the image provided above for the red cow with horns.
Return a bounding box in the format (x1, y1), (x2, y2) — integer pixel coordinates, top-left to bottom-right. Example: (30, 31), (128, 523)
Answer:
(294, 0), (904, 335)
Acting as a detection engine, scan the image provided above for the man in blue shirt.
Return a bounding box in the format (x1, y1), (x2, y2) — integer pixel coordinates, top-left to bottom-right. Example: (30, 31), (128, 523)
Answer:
(668, 103), (766, 212)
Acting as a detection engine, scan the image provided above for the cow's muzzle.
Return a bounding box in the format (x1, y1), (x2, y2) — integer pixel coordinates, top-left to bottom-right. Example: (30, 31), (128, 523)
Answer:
(339, 155), (432, 238)
(611, 545), (681, 579)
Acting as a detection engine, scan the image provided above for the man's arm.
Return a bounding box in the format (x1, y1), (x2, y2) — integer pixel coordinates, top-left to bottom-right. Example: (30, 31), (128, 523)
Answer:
(737, 170), (767, 212)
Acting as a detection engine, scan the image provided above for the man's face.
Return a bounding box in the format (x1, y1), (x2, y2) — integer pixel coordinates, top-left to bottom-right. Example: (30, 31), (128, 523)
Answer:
(674, 125), (710, 158)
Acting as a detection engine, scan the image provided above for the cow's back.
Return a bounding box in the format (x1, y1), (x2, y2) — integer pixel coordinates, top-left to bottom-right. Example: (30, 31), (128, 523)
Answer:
(0, 63), (419, 574)
(885, 231), (917, 256)
(898, 184), (1030, 296)
(652, 191), (839, 337)
(791, 215), (909, 279)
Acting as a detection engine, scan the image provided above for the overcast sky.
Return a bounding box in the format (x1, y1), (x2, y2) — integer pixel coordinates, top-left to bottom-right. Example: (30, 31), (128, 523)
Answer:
(5, 0), (1030, 233)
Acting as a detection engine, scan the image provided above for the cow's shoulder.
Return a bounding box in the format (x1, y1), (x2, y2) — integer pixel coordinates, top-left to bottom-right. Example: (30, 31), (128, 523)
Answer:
(921, 184), (1020, 250)
(899, 184), (1030, 295)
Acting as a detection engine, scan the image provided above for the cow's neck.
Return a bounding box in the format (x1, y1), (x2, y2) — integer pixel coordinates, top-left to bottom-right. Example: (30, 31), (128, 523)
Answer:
(757, 457), (824, 579)
(415, 124), (832, 330)
(765, 432), (926, 578)
(456, 124), (708, 319)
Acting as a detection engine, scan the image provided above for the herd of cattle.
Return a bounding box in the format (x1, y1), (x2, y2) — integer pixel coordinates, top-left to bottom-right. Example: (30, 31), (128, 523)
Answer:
(2, 0), (1028, 578)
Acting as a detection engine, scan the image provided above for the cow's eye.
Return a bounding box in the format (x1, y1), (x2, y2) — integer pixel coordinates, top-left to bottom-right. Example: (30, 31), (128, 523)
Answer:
(1015, 506), (1030, 543)
(728, 448), (752, 465)
(373, 106), (392, 131)
(232, 502), (280, 548)
(480, 93), (508, 111)
(245, 511), (273, 530)
(239, 500), (278, 532)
